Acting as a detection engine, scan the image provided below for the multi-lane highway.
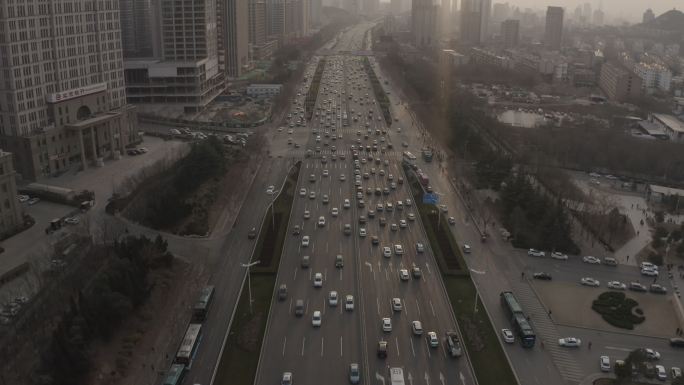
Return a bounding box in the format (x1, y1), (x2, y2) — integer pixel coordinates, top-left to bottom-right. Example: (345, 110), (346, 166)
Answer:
(254, 24), (476, 385)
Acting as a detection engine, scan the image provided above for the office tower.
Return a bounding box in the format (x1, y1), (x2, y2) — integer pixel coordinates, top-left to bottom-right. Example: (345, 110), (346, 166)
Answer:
(0, 0), (138, 180)
(310, 0), (322, 26)
(479, 0), (491, 43)
(250, 0), (268, 46)
(219, 0), (250, 78)
(545, 6), (564, 50)
(599, 62), (642, 101)
(492, 3), (510, 23)
(124, 0), (224, 113)
(643, 9), (655, 24)
(412, 0), (439, 47)
(460, 0), (481, 44)
(593, 9), (604, 26)
(0, 152), (23, 236)
(119, 0), (159, 58)
(582, 3), (592, 24)
(501, 19), (519, 48)
(267, 0), (286, 41)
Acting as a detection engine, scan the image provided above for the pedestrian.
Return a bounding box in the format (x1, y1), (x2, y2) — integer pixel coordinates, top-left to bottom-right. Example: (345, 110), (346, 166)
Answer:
(588, 341), (592, 350)
(626, 255), (630, 262)
(677, 327), (680, 335)
(548, 310), (553, 318)
(522, 271), (525, 279)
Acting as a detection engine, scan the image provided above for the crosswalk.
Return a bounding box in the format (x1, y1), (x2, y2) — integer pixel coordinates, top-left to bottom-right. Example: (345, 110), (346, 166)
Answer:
(510, 281), (584, 383)
(292, 149), (405, 158)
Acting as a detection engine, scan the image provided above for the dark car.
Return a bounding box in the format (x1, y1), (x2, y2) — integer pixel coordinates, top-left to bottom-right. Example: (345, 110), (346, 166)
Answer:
(533, 272), (552, 281)
(377, 341), (388, 358)
(248, 227), (257, 239)
(670, 337), (684, 348)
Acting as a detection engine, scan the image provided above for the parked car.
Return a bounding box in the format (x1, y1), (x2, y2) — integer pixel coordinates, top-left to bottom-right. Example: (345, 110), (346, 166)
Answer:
(580, 277), (600, 287)
(582, 256), (601, 264)
(629, 282), (647, 292)
(528, 249), (545, 257)
(607, 281), (626, 290)
(558, 337), (582, 347)
(550, 252), (568, 260)
(533, 272), (552, 280)
(649, 284), (667, 294)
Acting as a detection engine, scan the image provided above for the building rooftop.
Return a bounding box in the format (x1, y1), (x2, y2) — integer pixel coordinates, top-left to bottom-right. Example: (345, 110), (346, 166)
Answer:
(653, 113), (684, 133)
(649, 184), (684, 196)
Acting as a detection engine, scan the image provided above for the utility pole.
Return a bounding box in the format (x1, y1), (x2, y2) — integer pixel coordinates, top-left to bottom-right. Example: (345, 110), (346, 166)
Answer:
(241, 260), (261, 314)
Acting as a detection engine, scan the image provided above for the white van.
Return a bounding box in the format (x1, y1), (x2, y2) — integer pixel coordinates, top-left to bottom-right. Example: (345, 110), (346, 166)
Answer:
(390, 367), (405, 385)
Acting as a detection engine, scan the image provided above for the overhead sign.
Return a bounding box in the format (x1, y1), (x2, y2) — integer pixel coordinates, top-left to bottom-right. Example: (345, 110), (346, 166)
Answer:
(423, 193), (439, 205)
(46, 82), (107, 103)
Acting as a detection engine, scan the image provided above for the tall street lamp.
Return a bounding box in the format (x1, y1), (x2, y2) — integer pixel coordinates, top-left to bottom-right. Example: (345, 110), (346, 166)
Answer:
(241, 260), (261, 314)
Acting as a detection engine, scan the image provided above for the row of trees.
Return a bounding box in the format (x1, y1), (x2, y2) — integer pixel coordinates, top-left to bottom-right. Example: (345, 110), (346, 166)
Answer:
(35, 235), (172, 385)
(615, 348), (684, 384)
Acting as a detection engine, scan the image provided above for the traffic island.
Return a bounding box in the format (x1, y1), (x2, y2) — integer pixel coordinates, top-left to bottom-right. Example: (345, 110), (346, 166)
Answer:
(592, 292), (645, 330)
(214, 162), (300, 385)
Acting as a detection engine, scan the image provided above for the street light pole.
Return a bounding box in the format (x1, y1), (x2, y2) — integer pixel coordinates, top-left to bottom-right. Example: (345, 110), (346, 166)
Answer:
(241, 260), (261, 314)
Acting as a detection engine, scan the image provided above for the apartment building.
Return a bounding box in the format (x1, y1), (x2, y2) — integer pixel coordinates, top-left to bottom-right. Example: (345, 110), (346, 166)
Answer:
(598, 62), (642, 102)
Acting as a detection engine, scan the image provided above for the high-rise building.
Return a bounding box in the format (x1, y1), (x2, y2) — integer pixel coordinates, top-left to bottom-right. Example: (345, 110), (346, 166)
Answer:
(310, 0), (323, 26)
(593, 9), (604, 26)
(582, 3), (592, 24)
(479, 0), (491, 43)
(492, 2), (510, 23)
(250, 0), (268, 46)
(267, 0), (286, 41)
(545, 6), (564, 50)
(0, 151), (24, 236)
(460, 0), (481, 44)
(219, 0), (251, 78)
(501, 19), (519, 48)
(120, 0), (159, 58)
(643, 9), (655, 24)
(124, 0), (225, 113)
(412, 0), (439, 47)
(599, 62), (642, 101)
(0, 0), (138, 180)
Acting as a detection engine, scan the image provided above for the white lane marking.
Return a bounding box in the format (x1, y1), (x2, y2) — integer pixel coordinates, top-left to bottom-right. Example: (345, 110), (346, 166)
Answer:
(339, 269), (343, 281)
(439, 372), (446, 385)
(309, 269), (312, 280)
(404, 299), (409, 317)
(321, 337), (324, 357)
(425, 338), (431, 358)
(430, 300), (436, 317)
(289, 298), (293, 314)
(301, 337), (306, 356)
(340, 335), (343, 357)
(605, 346), (633, 352)
(416, 299), (421, 316)
(376, 297), (380, 315)
(324, 268), (327, 281)
(395, 336), (400, 356)
(426, 262), (431, 274)
(293, 267), (298, 281)
(375, 372), (386, 385)
(424, 372), (431, 385)
(410, 337), (415, 357)
(282, 337), (287, 356)
(385, 268), (389, 280)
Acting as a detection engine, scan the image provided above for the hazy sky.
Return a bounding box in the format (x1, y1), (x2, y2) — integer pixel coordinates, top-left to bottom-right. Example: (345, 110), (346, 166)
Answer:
(487, 0), (681, 22)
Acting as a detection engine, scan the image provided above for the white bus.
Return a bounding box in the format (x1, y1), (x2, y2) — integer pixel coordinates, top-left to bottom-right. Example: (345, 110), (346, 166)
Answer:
(390, 367), (405, 385)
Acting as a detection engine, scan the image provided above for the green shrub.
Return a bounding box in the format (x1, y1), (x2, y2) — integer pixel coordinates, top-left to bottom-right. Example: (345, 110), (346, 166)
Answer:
(592, 291), (645, 330)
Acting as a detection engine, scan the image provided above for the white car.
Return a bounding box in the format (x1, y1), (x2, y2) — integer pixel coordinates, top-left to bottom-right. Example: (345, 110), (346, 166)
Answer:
(331, 207), (339, 217)
(448, 216), (456, 225)
(339, 174), (346, 181)
(656, 365), (667, 380)
(312, 311), (322, 327)
(607, 281), (626, 290)
(302, 236), (310, 247)
(323, 169), (329, 177)
(583, 256), (601, 264)
(528, 249), (545, 257)
(411, 320), (424, 335)
(502, 329), (514, 344)
(318, 216), (326, 227)
(64, 217), (80, 225)
(399, 219), (407, 228)
(405, 198), (412, 206)
(580, 277), (600, 287)
(427, 332), (439, 347)
(416, 243), (425, 253)
(394, 244), (404, 255)
(551, 252), (568, 260)
(600, 356), (611, 372)
(304, 210), (310, 219)
(344, 199), (351, 208)
(345, 295), (354, 311)
(671, 367), (682, 379)
(392, 298), (402, 312)
(282, 372), (293, 385)
(382, 317), (392, 332)
(407, 213), (415, 221)
(399, 269), (410, 281)
(329, 291), (338, 306)
(359, 228), (367, 237)
(644, 348), (661, 360)
(383, 247), (392, 258)
(641, 268), (659, 277)
(313, 273), (323, 287)
(299, 188), (307, 196)
(463, 244), (472, 254)
(266, 185), (275, 194)
(558, 337), (581, 347)
(309, 191), (316, 199)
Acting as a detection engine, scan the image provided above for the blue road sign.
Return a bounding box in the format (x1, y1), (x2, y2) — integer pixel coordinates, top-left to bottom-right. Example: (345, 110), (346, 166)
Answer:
(423, 193), (439, 205)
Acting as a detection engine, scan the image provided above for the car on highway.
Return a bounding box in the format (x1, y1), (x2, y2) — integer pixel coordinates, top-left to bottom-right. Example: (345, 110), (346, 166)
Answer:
(371, 236), (379, 245)
(551, 252), (568, 260)
(300, 188), (307, 197)
(340, 174), (346, 181)
(349, 363), (360, 384)
(318, 216), (326, 227)
(359, 228), (366, 237)
(580, 277), (600, 287)
(603, 257), (618, 266)
(382, 318), (392, 332)
(528, 249), (545, 257)
(600, 356), (611, 372)
(407, 213), (415, 221)
(411, 321), (424, 335)
(607, 281), (626, 290)
(583, 256), (601, 264)
(411, 266), (422, 279)
(383, 247), (392, 258)
(322, 169), (329, 177)
(394, 244), (404, 255)
(329, 291), (338, 306)
(313, 273), (323, 288)
(322, 194), (329, 204)
(344, 199), (351, 208)
(335, 254), (344, 268)
(344, 224), (351, 235)
(331, 207), (339, 217)
(533, 272), (552, 280)
(302, 236), (310, 247)
(502, 329), (515, 343)
(312, 311), (322, 327)
(416, 243), (425, 253)
(248, 227), (257, 239)
(671, 367), (682, 378)
(399, 269), (410, 281)
(295, 300), (305, 317)
(309, 191), (316, 199)
(301, 256), (310, 268)
(392, 298), (402, 312)
(345, 295), (354, 311)
(377, 341), (388, 358)
(649, 284), (667, 294)
(304, 210), (310, 219)
(558, 337), (582, 347)
(629, 282), (647, 292)
(292, 225), (301, 235)
(399, 219), (407, 228)
(448, 216), (456, 225)
(281, 372), (293, 385)
(445, 331), (463, 356)
(427, 332), (439, 347)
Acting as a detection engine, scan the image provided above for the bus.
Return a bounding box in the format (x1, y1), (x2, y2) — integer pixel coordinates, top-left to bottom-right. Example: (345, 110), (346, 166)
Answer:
(162, 364), (186, 385)
(500, 291), (536, 348)
(389, 367), (405, 385)
(193, 285), (215, 321)
(342, 112), (349, 126)
(176, 323), (202, 366)
(402, 151), (417, 161)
